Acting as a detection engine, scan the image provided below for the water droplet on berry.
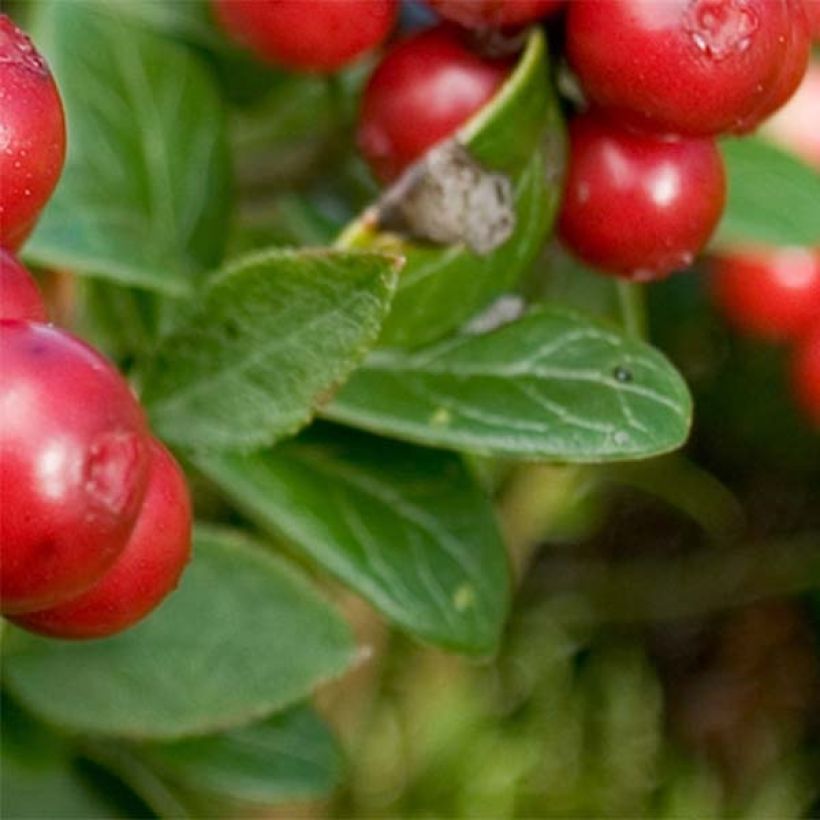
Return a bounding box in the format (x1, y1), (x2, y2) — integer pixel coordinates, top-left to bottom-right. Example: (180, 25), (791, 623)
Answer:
(685, 0), (758, 61)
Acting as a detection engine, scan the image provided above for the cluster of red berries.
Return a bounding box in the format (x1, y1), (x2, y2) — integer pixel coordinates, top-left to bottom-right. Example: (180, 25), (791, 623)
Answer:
(712, 59), (820, 428)
(0, 15), (192, 640)
(214, 0), (811, 283)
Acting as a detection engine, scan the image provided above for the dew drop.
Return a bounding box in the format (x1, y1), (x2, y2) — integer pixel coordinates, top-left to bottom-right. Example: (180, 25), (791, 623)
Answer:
(612, 365), (633, 383)
(613, 431), (630, 447)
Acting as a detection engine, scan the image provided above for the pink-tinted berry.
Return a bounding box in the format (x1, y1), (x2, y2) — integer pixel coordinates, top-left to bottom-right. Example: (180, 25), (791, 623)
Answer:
(558, 113), (726, 280)
(358, 25), (511, 182)
(0, 249), (47, 322)
(762, 61), (820, 170)
(0, 322), (151, 614)
(13, 439), (192, 640)
(0, 15), (66, 250)
(213, 0), (398, 72)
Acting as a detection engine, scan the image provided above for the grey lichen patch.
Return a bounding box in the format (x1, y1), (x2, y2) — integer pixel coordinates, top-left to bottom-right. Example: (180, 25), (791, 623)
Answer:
(375, 141), (516, 256)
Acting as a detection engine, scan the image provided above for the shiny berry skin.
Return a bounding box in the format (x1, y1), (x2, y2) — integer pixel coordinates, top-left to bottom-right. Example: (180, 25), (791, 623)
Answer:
(426, 0), (564, 29)
(358, 26), (511, 182)
(566, 0), (809, 137)
(13, 439), (192, 640)
(0, 15), (66, 250)
(762, 61), (820, 169)
(791, 323), (820, 427)
(712, 247), (820, 341)
(212, 0), (398, 72)
(0, 249), (46, 322)
(0, 322), (151, 614)
(558, 113), (726, 280)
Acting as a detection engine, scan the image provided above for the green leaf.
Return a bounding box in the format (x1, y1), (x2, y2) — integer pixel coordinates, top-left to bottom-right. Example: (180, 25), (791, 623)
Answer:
(142, 249), (401, 451)
(25, 0), (231, 294)
(716, 137), (820, 248)
(197, 427), (510, 654)
(338, 29), (564, 348)
(325, 307), (692, 462)
(1, 698), (128, 819)
(2, 528), (355, 739)
(136, 706), (341, 805)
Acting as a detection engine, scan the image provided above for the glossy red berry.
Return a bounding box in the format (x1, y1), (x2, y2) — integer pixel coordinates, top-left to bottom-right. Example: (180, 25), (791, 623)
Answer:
(791, 323), (820, 427)
(0, 322), (151, 614)
(0, 15), (66, 250)
(807, 1), (820, 39)
(213, 0), (398, 72)
(712, 247), (820, 341)
(0, 249), (46, 322)
(762, 61), (820, 169)
(566, 0), (810, 137)
(426, 0), (564, 29)
(558, 113), (726, 280)
(13, 439), (192, 640)
(358, 25), (511, 182)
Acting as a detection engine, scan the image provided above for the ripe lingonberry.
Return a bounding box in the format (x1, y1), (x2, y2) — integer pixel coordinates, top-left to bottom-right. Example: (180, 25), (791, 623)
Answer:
(558, 113), (726, 280)
(426, 0), (564, 29)
(712, 248), (820, 341)
(212, 0), (397, 72)
(0, 15), (66, 250)
(791, 323), (820, 427)
(566, 0), (810, 137)
(0, 249), (47, 322)
(13, 439), (192, 640)
(762, 61), (820, 169)
(358, 25), (511, 182)
(0, 322), (150, 614)
(807, 1), (820, 39)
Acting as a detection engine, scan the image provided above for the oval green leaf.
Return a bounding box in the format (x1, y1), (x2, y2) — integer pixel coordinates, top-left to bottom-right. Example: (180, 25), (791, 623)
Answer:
(135, 706), (341, 805)
(141, 249), (401, 451)
(196, 426), (510, 654)
(716, 137), (820, 248)
(337, 29), (564, 348)
(2, 529), (355, 739)
(325, 307), (692, 462)
(25, 0), (231, 294)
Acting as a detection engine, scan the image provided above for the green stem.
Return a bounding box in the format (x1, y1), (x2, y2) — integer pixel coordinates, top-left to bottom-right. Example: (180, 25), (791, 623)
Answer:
(616, 281), (648, 339)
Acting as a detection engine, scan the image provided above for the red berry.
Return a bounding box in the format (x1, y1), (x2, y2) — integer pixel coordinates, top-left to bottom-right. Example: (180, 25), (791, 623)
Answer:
(212, 0), (397, 72)
(12, 439), (192, 640)
(0, 15), (66, 250)
(807, 1), (820, 39)
(358, 25), (511, 182)
(791, 323), (820, 427)
(0, 249), (47, 322)
(712, 247), (820, 341)
(566, 0), (809, 137)
(426, 0), (564, 29)
(558, 113), (726, 280)
(762, 61), (820, 170)
(0, 322), (151, 614)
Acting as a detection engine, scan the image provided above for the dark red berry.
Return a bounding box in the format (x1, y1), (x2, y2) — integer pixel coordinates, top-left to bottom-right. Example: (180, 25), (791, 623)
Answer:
(12, 439), (192, 640)
(566, 0), (809, 136)
(426, 0), (564, 29)
(0, 322), (151, 614)
(0, 15), (66, 250)
(358, 25), (511, 182)
(762, 60), (820, 169)
(791, 323), (820, 427)
(213, 0), (397, 72)
(558, 113), (726, 280)
(712, 247), (820, 341)
(0, 249), (47, 322)
(807, 0), (820, 39)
